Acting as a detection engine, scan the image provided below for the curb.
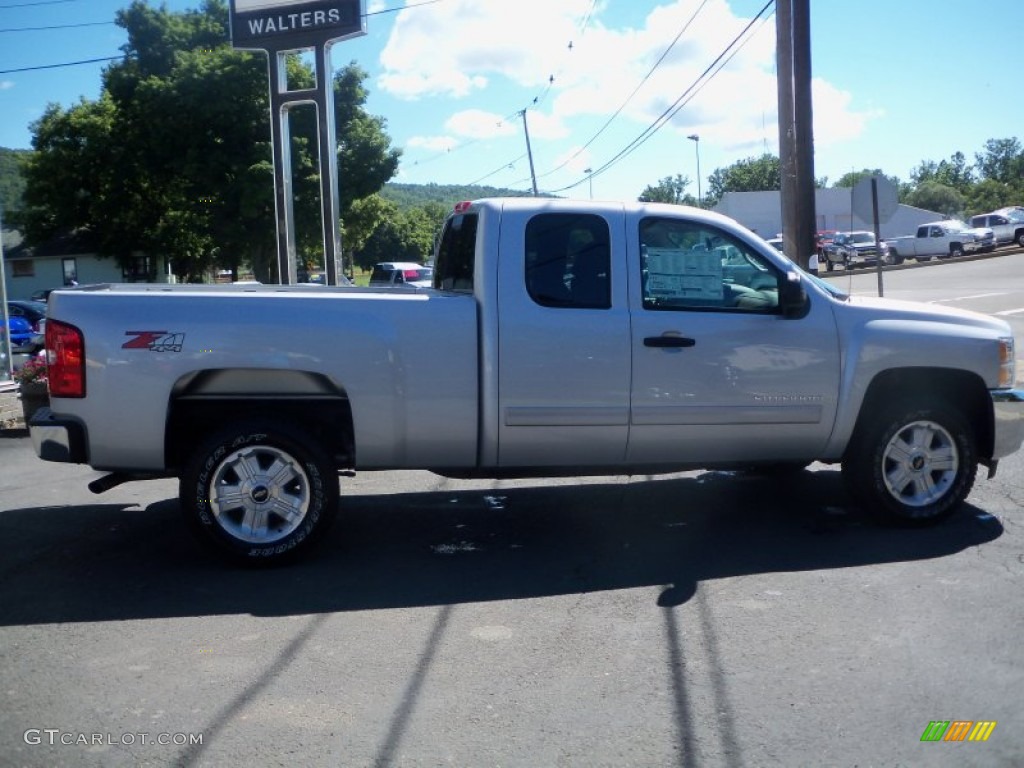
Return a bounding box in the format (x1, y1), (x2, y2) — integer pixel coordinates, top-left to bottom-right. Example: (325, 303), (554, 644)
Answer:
(822, 244), (1024, 276)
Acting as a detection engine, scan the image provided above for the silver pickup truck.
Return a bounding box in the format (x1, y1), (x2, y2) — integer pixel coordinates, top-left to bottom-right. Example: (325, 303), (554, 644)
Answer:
(884, 221), (984, 262)
(30, 198), (1024, 563)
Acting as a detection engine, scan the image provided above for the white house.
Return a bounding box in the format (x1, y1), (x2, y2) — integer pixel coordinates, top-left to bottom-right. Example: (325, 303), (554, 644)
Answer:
(1, 228), (171, 301)
(713, 189), (945, 240)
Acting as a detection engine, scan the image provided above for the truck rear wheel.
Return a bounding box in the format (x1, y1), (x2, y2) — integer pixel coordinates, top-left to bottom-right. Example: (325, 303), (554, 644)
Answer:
(843, 401), (976, 526)
(180, 420), (339, 564)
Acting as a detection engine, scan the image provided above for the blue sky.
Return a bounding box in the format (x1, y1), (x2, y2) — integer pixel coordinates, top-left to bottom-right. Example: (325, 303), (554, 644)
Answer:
(1, 0), (1022, 202)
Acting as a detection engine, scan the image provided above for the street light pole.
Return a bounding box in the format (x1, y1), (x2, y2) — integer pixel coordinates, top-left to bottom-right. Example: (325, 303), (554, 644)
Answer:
(687, 134), (701, 207)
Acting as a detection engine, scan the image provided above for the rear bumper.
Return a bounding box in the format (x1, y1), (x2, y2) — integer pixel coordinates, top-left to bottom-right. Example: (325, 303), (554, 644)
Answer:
(991, 389), (1024, 460)
(29, 407), (88, 464)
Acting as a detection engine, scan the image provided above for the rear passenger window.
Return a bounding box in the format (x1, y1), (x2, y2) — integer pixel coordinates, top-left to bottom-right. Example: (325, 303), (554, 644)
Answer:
(525, 213), (610, 309)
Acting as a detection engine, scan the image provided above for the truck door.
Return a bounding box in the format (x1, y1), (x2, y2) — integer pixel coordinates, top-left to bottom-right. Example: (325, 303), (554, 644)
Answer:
(496, 208), (632, 466)
(626, 214), (841, 465)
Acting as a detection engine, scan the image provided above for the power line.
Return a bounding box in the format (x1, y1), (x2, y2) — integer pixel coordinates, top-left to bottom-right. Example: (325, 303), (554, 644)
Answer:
(0, 20), (111, 33)
(545, 0), (774, 195)
(450, 0), (717, 191)
(532, 0), (712, 183)
(366, 0), (444, 18)
(399, 0), (597, 176)
(0, 0), (445, 74)
(0, 0), (76, 7)
(0, 55), (118, 74)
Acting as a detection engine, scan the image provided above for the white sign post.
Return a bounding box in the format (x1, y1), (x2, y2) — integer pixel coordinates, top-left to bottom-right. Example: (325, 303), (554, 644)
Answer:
(229, 0), (366, 285)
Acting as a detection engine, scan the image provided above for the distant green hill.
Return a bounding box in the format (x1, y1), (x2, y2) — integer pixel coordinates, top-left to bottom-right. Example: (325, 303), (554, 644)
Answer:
(381, 182), (532, 211)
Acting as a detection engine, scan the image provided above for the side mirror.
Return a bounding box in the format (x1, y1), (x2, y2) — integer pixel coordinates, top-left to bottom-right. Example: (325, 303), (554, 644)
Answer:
(780, 270), (808, 319)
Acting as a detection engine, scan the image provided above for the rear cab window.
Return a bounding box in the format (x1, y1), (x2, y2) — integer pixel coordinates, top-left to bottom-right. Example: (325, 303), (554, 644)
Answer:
(524, 213), (611, 309)
(435, 211), (478, 291)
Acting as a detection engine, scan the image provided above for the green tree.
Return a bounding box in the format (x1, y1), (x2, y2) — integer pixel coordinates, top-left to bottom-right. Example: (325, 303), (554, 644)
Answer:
(909, 152), (975, 194)
(974, 138), (1024, 184)
(833, 169), (902, 189)
(905, 181), (964, 218)
(343, 194), (395, 273)
(0, 148), (30, 216)
(964, 178), (1019, 216)
(703, 154), (781, 208)
(19, 0), (399, 282)
(637, 174), (695, 205)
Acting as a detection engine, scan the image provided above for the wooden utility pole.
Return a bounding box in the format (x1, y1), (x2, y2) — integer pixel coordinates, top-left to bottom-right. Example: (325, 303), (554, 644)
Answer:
(776, 0), (816, 269)
(521, 109), (540, 196)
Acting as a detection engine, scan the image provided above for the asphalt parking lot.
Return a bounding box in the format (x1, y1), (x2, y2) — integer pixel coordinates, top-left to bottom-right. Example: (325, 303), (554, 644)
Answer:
(2, 442), (1022, 767)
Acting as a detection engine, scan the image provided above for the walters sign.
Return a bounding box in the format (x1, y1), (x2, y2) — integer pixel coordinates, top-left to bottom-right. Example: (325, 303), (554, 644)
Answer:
(229, 0), (364, 48)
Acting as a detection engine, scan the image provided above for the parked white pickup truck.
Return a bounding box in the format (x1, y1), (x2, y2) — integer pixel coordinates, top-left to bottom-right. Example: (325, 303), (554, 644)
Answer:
(30, 199), (1024, 563)
(884, 221), (984, 262)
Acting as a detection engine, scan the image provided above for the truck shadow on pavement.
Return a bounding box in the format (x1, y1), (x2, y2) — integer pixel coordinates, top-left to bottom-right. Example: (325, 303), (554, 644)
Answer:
(0, 469), (1003, 625)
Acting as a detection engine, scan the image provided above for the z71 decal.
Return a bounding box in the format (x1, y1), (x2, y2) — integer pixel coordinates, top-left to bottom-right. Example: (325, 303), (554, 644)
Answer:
(122, 331), (186, 352)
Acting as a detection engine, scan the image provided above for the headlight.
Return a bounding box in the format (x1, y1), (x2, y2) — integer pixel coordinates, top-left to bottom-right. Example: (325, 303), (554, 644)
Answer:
(999, 337), (1016, 388)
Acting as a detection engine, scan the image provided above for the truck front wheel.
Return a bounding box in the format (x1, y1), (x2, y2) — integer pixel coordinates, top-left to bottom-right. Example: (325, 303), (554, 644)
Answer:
(180, 421), (339, 563)
(843, 402), (977, 526)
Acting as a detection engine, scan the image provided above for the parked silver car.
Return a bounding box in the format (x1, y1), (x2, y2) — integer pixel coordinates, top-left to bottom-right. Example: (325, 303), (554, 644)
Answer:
(969, 209), (1024, 248)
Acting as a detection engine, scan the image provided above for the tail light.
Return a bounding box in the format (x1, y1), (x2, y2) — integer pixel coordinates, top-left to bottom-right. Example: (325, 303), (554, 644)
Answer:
(46, 319), (86, 398)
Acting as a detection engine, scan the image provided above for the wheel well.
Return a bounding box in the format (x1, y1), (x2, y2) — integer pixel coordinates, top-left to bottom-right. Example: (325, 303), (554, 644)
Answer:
(164, 369), (355, 472)
(851, 367), (993, 459)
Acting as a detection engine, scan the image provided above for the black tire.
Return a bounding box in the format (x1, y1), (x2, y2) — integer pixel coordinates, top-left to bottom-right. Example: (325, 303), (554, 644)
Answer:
(180, 420), (339, 564)
(825, 257), (834, 273)
(842, 401), (976, 526)
(948, 244), (964, 259)
(1016, 231), (1024, 248)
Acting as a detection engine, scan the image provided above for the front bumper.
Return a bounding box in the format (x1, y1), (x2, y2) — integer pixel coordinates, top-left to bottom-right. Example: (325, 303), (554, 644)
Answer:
(991, 389), (1024, 460)
(29, 407), (88, 464)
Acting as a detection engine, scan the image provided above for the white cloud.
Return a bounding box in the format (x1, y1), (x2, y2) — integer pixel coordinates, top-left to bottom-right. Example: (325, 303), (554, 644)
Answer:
(0, 81), (14, 91)
(380, 0), (878, 166)
(444, 109), (517, 140)
(811, 78), (885, 146)
(378, 0), (594, 99)
(550, 145), (593, 176)
(406, 135), (459, 152)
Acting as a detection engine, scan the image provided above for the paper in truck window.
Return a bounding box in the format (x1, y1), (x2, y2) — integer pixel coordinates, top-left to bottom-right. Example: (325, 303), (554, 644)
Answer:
(645, 247), (724, 302)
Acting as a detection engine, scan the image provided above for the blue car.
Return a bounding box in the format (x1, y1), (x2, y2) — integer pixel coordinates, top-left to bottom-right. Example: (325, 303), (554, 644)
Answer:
(3, 301), (47, 353)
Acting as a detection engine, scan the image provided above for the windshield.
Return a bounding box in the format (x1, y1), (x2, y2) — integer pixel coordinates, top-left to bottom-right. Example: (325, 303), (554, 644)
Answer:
(849, 232), (874, 244)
